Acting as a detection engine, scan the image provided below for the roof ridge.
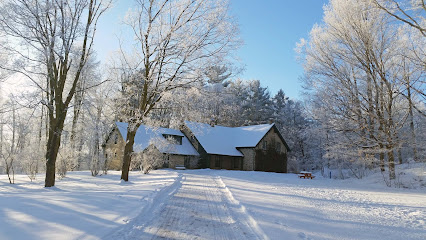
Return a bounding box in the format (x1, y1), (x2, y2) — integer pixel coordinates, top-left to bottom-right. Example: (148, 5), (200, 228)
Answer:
(185, 120), (274, 129)
(116, 121), (183, 132)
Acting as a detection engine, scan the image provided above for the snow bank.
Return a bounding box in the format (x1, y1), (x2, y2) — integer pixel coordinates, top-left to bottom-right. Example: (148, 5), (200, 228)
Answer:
(323, 162), (426, 189)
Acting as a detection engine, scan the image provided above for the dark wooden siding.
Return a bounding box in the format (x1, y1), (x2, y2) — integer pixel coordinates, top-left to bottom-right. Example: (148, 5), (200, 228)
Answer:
(209, 154), (243, 170)
(253, 126), (288, 173)
(180, 125), (209, 168)
(254, 148), (287, 173)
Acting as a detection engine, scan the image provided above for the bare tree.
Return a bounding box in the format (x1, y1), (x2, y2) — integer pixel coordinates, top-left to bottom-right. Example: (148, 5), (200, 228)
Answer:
(371, 0), (426, 36)
(0, 50), (7, 82)
(1, 100), (17, 184)
(298, 0), (424, 182)
(86, 76), (114, 176)
(0, 94), (34, 184)
(113, 0), (240, 181)
(140, 147), (164, 174)
(0, 0), (111, 187)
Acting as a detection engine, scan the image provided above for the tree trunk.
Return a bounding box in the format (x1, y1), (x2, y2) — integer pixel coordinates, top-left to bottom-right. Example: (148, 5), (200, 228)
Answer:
(352, 69), (365, 139)
(70, 81), (85, 169)
(397, 147), (403, 165)
(45, 80), (49, 141)
(45, 135), (60, 187)
(91, 106), (102, 176)
(45, 115), (65, 187)
(379, 143), (385, 172)
(120, 127), (138, 181)
(376, 81), (386, 173)
(387, 144), (396, 180)
(102, 146), (108, 175)
(407, 86), (419, 162)
(39, 104), (43, 144)
(386, 108), (396, 180)
(366, 74), (375, 145)
(76, 112), (86, 170)
(394, 133), (403, 164)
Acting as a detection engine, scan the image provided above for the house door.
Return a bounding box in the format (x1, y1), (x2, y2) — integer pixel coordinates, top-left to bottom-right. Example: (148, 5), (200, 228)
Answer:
(255, 149), (286, 173)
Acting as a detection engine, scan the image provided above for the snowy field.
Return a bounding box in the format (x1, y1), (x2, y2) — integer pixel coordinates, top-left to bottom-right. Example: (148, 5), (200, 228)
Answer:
(214, 170), (426, 240)
(0, 169), (425, 240)
(0, 171), (178, 240)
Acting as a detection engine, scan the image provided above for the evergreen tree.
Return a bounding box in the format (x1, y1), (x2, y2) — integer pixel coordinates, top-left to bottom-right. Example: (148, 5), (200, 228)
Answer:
(241, 80), (273, 125)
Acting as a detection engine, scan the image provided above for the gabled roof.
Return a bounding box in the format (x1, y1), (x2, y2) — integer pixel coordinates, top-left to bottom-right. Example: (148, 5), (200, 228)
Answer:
(185, 121), (287, 157)
(116, 122), (199, 156)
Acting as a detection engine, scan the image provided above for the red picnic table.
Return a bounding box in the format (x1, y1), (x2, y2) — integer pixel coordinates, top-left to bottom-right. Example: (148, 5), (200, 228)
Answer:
(298, 171), (315, 179)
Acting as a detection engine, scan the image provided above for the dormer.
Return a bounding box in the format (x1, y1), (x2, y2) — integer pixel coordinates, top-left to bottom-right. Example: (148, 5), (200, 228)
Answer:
(162, 134), (183, 145)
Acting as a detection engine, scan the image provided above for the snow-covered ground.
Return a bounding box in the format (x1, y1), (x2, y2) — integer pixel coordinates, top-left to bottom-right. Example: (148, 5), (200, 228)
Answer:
(0, 170), (178, 240)
(214, 170), (426, 240)
(0, 169), (425, 240)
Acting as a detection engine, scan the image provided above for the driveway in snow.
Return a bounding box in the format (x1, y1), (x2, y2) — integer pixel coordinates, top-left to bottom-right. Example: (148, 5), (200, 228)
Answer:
(106, 172), (265, 240)
(108, 169), (425, 240)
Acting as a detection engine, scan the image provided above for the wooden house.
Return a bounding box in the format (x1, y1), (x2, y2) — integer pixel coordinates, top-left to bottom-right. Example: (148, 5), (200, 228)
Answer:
(103, 122), (199, 170)
(104, 121), (290, 173)
(181, 121), (290, 173)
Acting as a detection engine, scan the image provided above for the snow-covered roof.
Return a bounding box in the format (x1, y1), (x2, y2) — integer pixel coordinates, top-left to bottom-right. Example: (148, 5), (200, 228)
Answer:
(116, 122), (199, 156)
(184, 121), (275, 157)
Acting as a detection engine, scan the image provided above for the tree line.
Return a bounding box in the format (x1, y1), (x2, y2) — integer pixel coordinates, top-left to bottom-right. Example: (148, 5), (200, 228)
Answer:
(297, 0), (425, 184)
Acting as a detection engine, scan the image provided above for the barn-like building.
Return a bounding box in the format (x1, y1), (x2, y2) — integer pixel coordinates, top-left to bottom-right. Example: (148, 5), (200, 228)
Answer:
(182, 121), (290, 172)
(104, 121), (290, 173)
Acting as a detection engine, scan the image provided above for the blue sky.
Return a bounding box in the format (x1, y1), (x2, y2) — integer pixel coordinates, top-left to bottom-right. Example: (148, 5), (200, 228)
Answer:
(94, 0), (329, 100)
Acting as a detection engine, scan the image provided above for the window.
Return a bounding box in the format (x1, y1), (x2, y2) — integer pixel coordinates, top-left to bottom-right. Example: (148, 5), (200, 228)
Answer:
(163, 134), (183, 145)
(215, 156), (220, 168)
(263, 141), (268, 150)
(114, 134), (118, 144)
(163, 154), (170, 163)
(114, 152), (117, 157)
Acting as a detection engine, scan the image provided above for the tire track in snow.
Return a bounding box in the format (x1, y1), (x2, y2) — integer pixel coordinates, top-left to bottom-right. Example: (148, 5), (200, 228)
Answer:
(112, 172), (265, 239)
(103, 173), (184, 240)
(201, 175), (236, 240)
(213, 176), (269, 240)
(150, 173), (240, 239)
(106, 172), (267, 240)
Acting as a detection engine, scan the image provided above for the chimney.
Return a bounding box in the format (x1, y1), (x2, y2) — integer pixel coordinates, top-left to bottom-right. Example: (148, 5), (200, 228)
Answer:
(268, 118), (274, 124)
(210, 118), (216, 127)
